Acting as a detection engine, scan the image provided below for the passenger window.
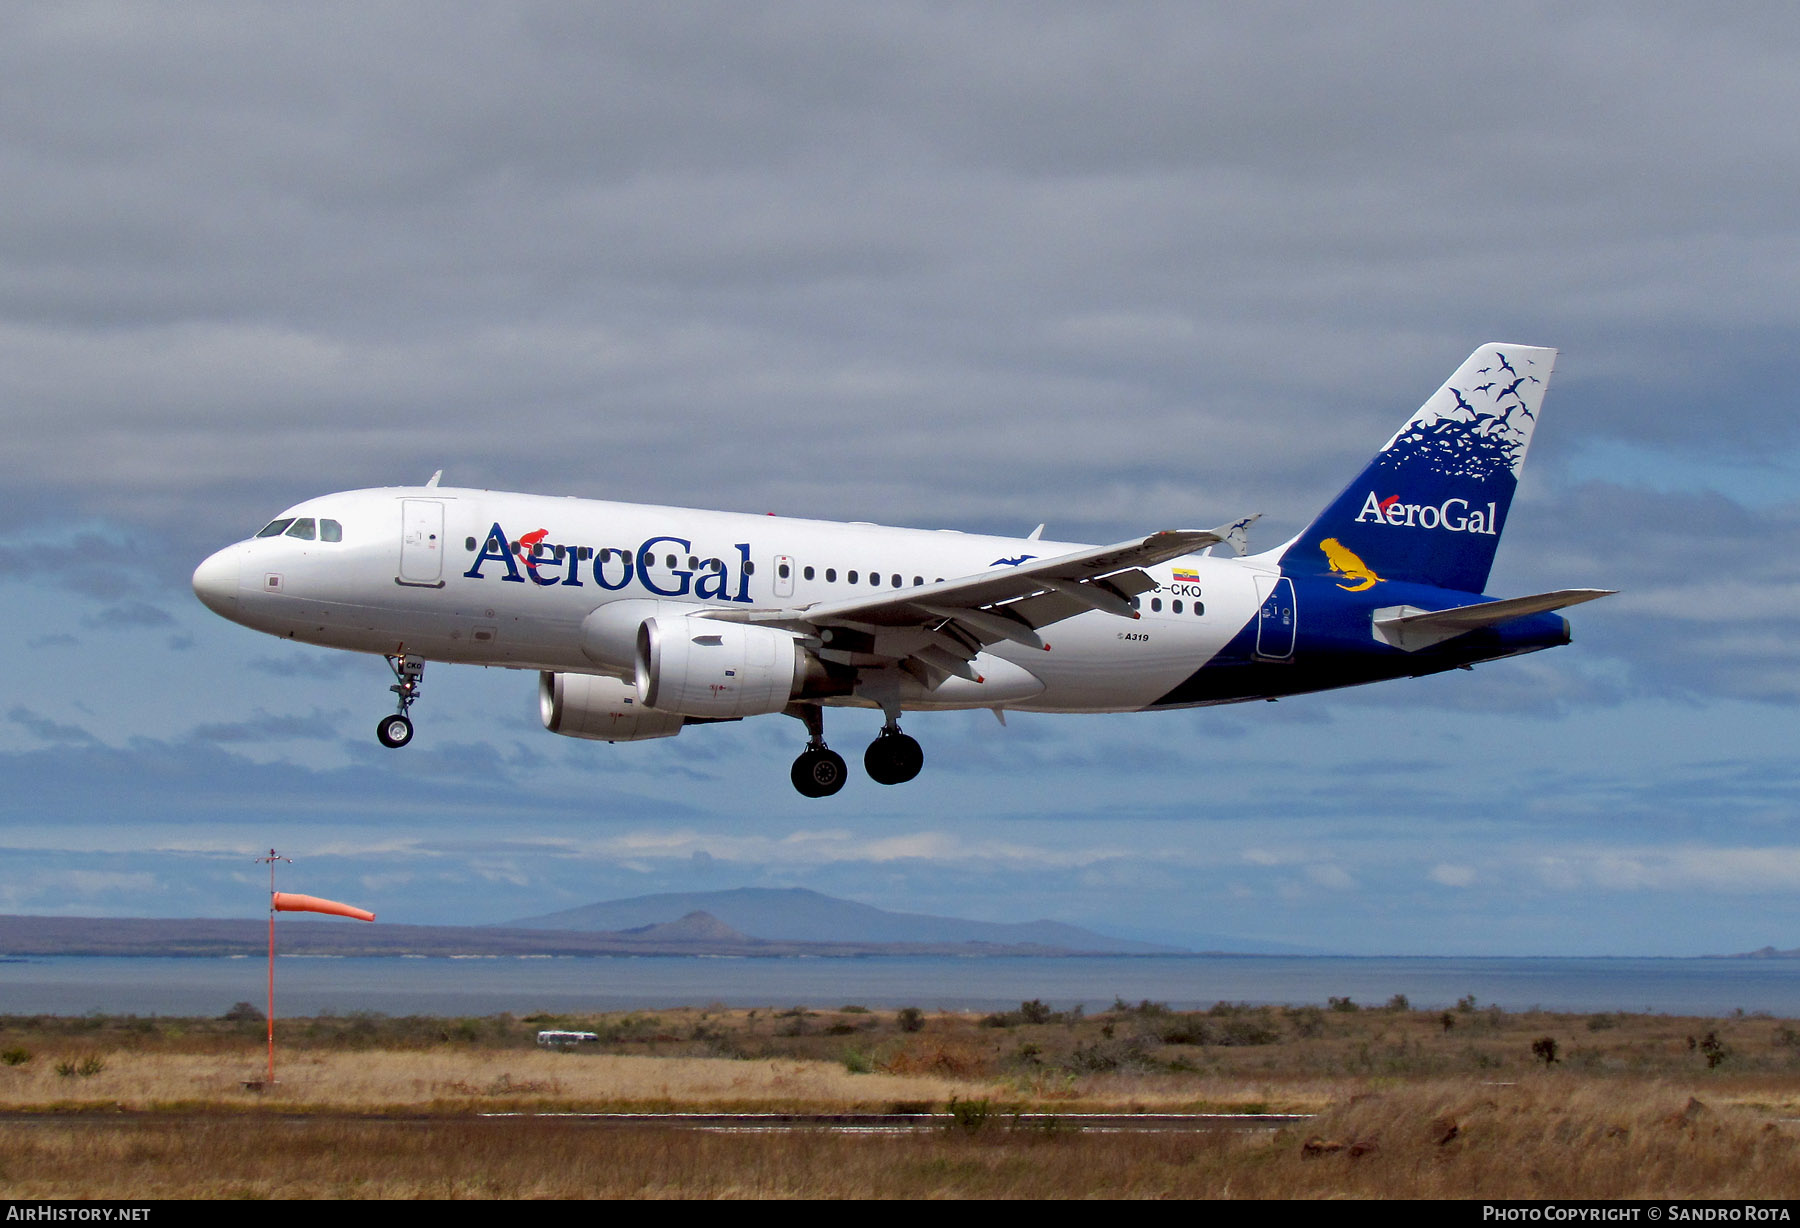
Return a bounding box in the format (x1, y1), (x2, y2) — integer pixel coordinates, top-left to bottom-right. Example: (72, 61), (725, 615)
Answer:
(465, 536), (477, 551)
(553, 545), (565, 561)
(848, 570), (859, 584)
(688, 556), (698, 570)
(1193, 602), (1205, 616)
(778, 562), (791, 579)
(1150, 597), (1162, 612)
(321, 520), (343, 543)
(1130, 597), (1140, 610)
(285, 518), (317, 540)
(803, 566), (815, 580)
(743, 561), (755, 575)
(826, 568), (837, 582)
(913, 576), (923, 586)
(870, 572), (880, 587)
(891, 574), (901, 587)
(257, 518), (296, 538)
(666, 554), (677, 569)
(1172, 599), (1183, 614)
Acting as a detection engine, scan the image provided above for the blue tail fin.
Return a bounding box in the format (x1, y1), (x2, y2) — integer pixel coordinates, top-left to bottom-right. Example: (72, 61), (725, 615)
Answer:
(1282, 343), (1556, 595)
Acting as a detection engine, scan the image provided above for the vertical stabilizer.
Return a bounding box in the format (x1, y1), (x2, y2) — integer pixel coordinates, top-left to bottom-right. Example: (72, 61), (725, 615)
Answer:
(1283, 343), (1556, 595)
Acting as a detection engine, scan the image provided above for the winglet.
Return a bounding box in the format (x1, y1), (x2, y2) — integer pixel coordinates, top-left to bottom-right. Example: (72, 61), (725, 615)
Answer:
(1218, 513), (1261, 558)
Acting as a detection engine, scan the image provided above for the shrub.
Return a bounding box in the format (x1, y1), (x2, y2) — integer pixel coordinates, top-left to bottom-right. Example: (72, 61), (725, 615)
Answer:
(1111, 998), (1169, 1017)
(0, 1047), (29, 1066)
(982, 1000), (1063, 1028)
(896, 1007), (925, 1033)
(1216, 1017), (1281, 1046)
(55, 1055), (105, 1078)
(947, 1096), (992, 1134)
(1286, 1006), (1326, 1038)
(1531, 1037), (1559, 1066)
(1158, 1016), (1213, 1046)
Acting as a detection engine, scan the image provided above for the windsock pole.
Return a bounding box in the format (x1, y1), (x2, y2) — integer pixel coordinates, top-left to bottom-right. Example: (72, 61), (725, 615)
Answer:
(254, 849), (290, 1085)
(251, 851), (375, 1086)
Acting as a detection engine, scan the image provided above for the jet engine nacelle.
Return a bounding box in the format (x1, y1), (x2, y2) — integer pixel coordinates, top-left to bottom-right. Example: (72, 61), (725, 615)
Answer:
(636, 617), (804, 718)
(580, 598), (702, 672)
(539, 670), (686, 742)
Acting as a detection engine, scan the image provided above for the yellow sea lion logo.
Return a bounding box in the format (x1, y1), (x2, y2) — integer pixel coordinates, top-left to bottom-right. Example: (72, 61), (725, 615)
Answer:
(1320, 538), (1381, 592)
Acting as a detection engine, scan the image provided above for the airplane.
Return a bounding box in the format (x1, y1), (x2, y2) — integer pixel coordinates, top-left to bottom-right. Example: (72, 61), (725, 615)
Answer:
(192, 342), (1611, 797)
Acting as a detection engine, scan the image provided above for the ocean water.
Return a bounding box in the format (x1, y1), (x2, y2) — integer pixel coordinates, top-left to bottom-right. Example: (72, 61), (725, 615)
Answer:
(3, 954), (1800, 1017)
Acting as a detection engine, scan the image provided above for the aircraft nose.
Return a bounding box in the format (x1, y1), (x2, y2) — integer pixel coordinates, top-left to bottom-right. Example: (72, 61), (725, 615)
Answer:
(192, 547), (241, 618)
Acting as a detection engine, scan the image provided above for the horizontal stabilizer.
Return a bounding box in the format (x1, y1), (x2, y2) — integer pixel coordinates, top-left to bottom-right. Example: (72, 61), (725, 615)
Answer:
(1372, 588), (1614, 652)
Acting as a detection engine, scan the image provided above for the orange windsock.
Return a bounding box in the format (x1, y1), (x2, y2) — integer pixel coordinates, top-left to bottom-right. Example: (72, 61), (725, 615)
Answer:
(272, 892), (375, 922)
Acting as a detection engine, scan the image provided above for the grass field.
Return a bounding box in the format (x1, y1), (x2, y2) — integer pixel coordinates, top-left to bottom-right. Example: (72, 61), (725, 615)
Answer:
(2, 998), (1797, 1197)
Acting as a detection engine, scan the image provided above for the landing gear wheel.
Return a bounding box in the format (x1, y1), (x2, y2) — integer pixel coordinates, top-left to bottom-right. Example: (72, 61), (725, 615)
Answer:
(791, 747), (848, 798)
(864, 731), (923, 785)
(376, 713), (414, 749)
(378, 654), (424, 749)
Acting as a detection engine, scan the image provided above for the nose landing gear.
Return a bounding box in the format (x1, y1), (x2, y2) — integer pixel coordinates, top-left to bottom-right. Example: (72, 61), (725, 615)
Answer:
(376, 654), (424, 749)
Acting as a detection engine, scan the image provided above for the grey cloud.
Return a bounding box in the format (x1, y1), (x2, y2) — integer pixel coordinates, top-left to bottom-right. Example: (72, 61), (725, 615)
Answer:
(79, 601), (174, 630)
(8, 706), (100, 745)
(1, 3), (1797, 560)
(249, 651), (365, 679)
(191, 708), (349, 745)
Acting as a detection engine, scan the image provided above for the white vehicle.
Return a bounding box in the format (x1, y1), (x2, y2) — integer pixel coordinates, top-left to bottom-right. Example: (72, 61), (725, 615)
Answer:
(194, 343), (1609, 796)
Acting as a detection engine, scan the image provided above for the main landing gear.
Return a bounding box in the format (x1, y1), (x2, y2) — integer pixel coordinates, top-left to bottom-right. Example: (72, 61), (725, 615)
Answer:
(376, 653), (424, 748)
(865, 724), (923, 786)
(789, 705), (847, 798)
(787, 707), (925, 796)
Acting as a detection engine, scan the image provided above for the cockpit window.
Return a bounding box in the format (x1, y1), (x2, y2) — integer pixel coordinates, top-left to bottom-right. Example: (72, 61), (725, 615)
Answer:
(257, 518), (296, 538)
(285, 518), (317, 540)
(320, 519), (343, 542)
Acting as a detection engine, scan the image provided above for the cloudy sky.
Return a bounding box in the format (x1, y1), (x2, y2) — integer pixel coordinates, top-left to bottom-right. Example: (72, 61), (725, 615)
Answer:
(2, 2), (1797, 955)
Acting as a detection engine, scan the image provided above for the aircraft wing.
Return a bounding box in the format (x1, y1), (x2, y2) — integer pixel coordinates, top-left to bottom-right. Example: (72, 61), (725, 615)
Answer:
(710, 518), (1257, 685)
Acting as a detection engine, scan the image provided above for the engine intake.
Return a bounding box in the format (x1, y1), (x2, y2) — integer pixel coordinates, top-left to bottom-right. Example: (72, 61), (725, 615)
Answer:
(636, 617), (805, 717)
(539, 671), (685, 742)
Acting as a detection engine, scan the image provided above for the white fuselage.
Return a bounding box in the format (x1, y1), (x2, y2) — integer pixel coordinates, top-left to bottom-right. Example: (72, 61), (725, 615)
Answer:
(194, 485), (1269, 714)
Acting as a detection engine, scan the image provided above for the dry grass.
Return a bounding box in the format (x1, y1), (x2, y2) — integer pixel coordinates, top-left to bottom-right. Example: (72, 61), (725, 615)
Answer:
(0, 1049), (1006, 1114)
(4, 1002), (1800, 1196)
(1, 1082), (1796, 1199)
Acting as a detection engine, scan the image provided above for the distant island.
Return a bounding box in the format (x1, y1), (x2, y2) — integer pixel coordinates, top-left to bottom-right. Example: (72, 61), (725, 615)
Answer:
(0, 887), (1203, 958)
(1721, 946), (1800, 960)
